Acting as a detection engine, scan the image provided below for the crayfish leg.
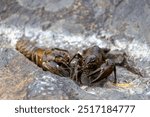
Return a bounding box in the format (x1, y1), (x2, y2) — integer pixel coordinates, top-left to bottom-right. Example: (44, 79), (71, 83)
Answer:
(42, 61), (70, 77)
(90, 59), (117, 84)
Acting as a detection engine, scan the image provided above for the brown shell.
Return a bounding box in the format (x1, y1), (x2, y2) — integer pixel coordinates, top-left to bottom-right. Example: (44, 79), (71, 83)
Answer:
(16, 39), (71, 77)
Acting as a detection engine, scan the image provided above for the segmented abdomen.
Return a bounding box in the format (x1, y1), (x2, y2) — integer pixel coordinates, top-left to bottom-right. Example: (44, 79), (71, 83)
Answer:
(16, 39), (71, 77)
(16, 39), (44, 67)
(16, 39), (34, 58)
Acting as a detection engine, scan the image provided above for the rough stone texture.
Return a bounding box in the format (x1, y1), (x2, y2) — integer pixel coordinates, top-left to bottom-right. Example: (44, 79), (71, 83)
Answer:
(0, 48), (34, 99)
(0, 0), (150, 99)
(0, 47), (99, 100)
(17, 0), (75, 12)
(27, 72), (99, 100)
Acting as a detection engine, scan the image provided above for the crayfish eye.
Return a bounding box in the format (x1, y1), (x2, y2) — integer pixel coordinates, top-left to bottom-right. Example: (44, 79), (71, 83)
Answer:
(85, 55), (96, 64)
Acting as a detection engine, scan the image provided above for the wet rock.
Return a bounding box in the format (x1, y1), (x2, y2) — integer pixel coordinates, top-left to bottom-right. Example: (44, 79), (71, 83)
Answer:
(0, 0), (150, 100)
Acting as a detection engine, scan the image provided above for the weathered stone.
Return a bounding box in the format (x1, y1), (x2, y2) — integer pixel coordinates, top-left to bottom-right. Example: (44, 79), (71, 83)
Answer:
(0, 48), (34, 99)
(0, 0), (7, 13)
(0, 0), (150, 100)
(26, 72), (99, 100)
(17, 0), (75, 12)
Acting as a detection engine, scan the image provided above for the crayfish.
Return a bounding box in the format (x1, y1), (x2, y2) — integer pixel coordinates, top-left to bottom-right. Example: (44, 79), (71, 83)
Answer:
(16, 40), (117, 86)
(69, 46), (117, 86)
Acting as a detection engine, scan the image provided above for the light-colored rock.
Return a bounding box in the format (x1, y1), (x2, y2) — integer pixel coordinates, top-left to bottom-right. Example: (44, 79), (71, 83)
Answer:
(0, 0), (150, 99)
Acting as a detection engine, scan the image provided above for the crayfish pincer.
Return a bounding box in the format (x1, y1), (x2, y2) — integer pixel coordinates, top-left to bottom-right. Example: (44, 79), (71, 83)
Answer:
(16, 39), (71, 77)
(16, 39), (117, 86)
(69, 46), (117, 86)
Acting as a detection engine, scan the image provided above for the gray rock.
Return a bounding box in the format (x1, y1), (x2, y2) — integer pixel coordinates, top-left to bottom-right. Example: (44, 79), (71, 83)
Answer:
(0, 0), (150, 100)
(0, 48), (34, 99)
(0, 0), (7, 13)
(26, 72), (99, 100)
(0, 47), (98, 100)
(17, 0), (75, 12)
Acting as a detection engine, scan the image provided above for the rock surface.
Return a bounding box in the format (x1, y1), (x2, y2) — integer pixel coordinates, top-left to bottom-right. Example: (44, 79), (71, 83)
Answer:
(0, 0), (150, 99)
